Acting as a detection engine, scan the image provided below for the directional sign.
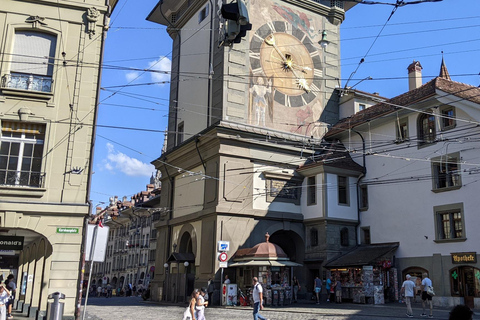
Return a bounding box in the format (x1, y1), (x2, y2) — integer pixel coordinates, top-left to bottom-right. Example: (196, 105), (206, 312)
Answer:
(219, 252), (228, 262)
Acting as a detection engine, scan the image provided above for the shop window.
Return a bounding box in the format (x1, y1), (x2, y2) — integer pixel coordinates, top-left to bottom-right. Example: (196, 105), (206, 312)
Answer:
(434, 203), (465, 242)
(359, 184), (368, 210)
(338, 175), (349, 205)
(340, 228), (349, 247)
(418, 112), (436, 146)
(395, 117), (409, 143)
(431, 152), (461, 192)
(0, 121), (45, 187)
(440, 107), (456, 131)
(2, 30), (56, 93)
(450, 267), (480, 297)
(311, 228), (318, 247)
(307, 176), (316, 205)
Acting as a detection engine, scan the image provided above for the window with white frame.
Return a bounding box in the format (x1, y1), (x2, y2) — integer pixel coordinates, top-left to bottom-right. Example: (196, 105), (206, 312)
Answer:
(3, 30), (57, 93)
(395, 117), (409, 143)
(434, 203), (465, 242)
(307, 176), (316, 205)
(0, 121), (45, 187)
(358, 104), (366, 112)
(198, 4), (209, 23)
(440, 106), (456, 131)
(359, 184), (368, 210)
(338, 175), (349, 205)
(418, 111), (436, 146)
(431, 152), (461, 191)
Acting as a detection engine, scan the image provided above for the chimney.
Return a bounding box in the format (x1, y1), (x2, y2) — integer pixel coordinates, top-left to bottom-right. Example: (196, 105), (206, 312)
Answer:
(407, 60), (423, 91)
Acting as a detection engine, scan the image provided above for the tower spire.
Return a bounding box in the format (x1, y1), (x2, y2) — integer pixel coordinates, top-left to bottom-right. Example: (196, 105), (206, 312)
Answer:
(439, 51), (451, 80)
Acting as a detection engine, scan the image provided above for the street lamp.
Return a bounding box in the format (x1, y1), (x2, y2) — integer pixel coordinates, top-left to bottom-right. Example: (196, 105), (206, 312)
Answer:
(164, 263), (169, 301)
(184, 261), (189, 302)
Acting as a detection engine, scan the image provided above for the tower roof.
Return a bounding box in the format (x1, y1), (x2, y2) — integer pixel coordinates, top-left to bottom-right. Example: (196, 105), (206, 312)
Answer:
(439, 57), (451, 80)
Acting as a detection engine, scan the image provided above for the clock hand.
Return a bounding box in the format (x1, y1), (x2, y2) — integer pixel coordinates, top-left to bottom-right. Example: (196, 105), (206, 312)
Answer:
(264, 34), (310, 92)
(269, 55), (312, 73)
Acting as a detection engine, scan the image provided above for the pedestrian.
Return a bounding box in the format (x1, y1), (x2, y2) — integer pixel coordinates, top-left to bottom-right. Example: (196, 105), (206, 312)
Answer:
(224, 275), (230, 284)
(449, 305), (473, 320)
(414, 277), (422, 303)
(292, 276), (300, 303)
(5, 275), (16, 320)
(313, 276), (322, 304)
(335, 278), (342, 304)
(252, 277), (267, 320)
(183, 289), (199, 320)
(326, 276), (333, 302)
(207, 278), (214, 303)
(401, 274), (415, 318)
(0, 284), (12, 320)
(96, 286), (102, 298)
(421, 272), (433, 318)
(195, 288), (208, 320)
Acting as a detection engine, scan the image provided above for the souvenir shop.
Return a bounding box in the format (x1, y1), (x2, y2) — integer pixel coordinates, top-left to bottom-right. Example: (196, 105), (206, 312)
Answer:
(324, 243), (399, 304)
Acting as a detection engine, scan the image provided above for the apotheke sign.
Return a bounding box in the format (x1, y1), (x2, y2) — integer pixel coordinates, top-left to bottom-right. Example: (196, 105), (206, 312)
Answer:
(451, 252), (477, 264)
(0, 236), (24, 250)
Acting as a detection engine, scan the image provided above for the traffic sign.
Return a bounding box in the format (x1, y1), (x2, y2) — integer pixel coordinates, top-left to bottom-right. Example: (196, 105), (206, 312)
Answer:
(217, 240), (230, 252)
(219, 261), (228, 268)
(219, 252), (228, 262)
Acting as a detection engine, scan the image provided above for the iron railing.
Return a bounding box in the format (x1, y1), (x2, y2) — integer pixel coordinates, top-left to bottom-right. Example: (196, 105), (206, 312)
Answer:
(2, 73), (53, 93)
(0, 169), (45, 188)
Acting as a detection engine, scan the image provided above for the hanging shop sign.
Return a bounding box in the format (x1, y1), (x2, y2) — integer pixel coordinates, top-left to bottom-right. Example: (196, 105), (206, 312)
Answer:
(451, 252), (477, 264)
(0, 236), (24, 250)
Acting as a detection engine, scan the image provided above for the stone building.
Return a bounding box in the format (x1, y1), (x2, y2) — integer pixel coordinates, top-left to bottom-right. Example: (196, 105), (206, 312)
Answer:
(0, 0), (117, 318)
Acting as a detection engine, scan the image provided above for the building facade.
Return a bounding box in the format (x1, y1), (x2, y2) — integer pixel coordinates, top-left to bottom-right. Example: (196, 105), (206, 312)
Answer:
(0, 0), (117, 318)
(146, 0), (357, 303)
(325, 61), (480, 308)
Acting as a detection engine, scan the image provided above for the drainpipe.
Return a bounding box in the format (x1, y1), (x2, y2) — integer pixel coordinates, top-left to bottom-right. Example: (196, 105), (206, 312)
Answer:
(351, 129), (366, 246)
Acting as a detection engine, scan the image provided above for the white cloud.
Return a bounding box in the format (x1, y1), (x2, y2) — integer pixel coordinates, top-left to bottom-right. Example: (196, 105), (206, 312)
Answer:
(125, 71), (141, 82)
(148, 56), (171, 85)
(103, 143), (154, 177)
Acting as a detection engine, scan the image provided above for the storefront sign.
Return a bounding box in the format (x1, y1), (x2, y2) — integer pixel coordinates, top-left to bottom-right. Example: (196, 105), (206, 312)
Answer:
(0, 236), (24, 250)
(363, 266), (373, 271)
(451, 252), (477, 264)
(57, 227), (79, 234)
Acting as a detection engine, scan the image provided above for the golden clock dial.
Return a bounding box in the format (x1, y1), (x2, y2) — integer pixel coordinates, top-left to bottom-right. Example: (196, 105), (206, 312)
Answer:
(260, 33), (314, 97)
(249, 21), (323, 108)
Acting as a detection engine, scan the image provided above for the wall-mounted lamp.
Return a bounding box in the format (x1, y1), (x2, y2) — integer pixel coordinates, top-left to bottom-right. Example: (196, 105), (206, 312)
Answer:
(164, 263), (169, 269)
(318, 30), (329, 49)
(184, 261), (189, 267)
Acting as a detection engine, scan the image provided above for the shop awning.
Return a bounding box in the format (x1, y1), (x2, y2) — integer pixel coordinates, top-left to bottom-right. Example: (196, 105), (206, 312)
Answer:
(324, 243), (399, 268)
(166, 252), (195, 263)
(229, 260), (302, 267)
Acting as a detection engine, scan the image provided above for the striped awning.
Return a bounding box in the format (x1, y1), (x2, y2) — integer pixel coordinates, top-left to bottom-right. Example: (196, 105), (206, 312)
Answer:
(2, 121), (45, 134)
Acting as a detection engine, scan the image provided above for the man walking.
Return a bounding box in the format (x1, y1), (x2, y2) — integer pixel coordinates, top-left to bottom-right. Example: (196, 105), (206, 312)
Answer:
(314, 276), (322, 304)
(421, 272), (433, 318)
(401, 274), (415, 318)
(252, 277), (268, 320)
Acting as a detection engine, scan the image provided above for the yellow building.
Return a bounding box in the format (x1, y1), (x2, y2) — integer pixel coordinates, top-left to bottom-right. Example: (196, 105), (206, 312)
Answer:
(0, 0), (117, 318)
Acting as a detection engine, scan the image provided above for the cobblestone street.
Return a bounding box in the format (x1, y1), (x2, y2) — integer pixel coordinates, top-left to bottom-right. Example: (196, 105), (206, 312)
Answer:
(82, 297), (477, 320)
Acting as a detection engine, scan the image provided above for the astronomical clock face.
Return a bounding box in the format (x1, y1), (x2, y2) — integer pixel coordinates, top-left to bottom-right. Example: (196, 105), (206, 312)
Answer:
(249, 21), (323, 108)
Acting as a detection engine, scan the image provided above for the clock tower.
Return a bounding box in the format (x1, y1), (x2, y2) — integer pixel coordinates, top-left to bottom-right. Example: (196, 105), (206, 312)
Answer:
(147, 0), (357, 303)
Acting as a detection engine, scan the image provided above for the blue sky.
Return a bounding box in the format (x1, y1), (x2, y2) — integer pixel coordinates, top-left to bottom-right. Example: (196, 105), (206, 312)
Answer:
(90, 0), (480, 207)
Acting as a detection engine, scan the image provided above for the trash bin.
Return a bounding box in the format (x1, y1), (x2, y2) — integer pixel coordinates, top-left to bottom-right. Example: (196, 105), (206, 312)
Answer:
(47, 292), (65, 320)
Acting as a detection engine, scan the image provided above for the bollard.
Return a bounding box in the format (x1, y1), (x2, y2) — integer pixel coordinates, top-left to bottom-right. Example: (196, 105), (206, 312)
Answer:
(47, 292), (65, 320)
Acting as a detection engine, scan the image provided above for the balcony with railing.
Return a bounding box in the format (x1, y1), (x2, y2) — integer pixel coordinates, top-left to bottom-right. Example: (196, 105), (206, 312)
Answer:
(2, 73), (53, 93)
(0, 169), (46, 188)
